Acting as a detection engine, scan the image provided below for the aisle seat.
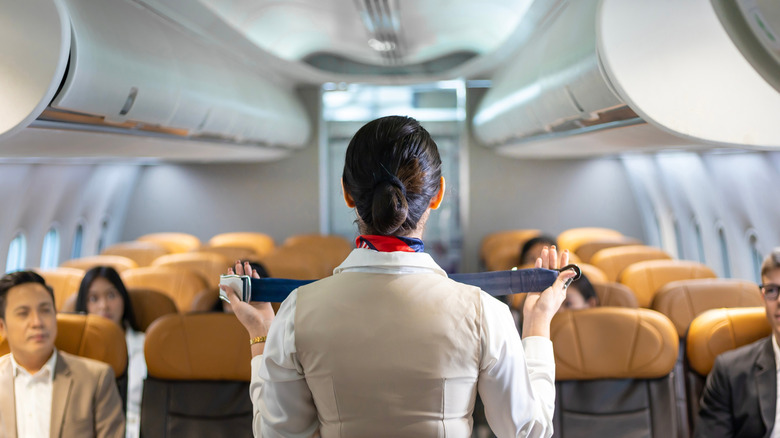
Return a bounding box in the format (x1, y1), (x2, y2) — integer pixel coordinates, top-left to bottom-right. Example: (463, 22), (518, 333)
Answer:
(208, 232), (275, 258)
(590, 245), (672, 282)
(36, 267), (85, 311)
(556, 227), (623, 254)
(619, 260), (716, 308)
(550, 308), (678, 438)
(137, 232), (201, 254)
(122, 267), (211, 313)
(141, 313), (252, 438)
(101, 241), (169, 267)
(61, 255), (138, 274)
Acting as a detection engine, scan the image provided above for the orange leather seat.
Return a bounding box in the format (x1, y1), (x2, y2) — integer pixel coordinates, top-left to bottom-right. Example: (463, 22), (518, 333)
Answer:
(101, 241), (169, 267)
(196, 245), (260, 264)
(619, 260), (716, 308)
(260, 246), (325, 280)
(208, 232), (275, 258)
(36, 267), (85, 311)
(141, 313), (252, 437)
(282, 234), (353, 277)
(593, 282), (639, 308)
(578, 263), (607, 284)
(121, 266), (211, 312)
(61, 255), (138, 273)
(136, 232), (201, 254)
(127, 288), (178, 332)
(480, 229), (540, 269)
(150, 251), (231, 290)
(575, 237), (643, 263)
(556, 227), (624, 254)
(652, 279), (764, 337)
(590, 245), (672, 282)
(550, 308), (678, 437)
(0, 314), (127, 377)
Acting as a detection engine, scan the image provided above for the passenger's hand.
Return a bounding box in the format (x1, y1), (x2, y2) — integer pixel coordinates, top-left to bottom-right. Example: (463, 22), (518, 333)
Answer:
(522, 246), (576, 339)
(220, 261), (275, 354)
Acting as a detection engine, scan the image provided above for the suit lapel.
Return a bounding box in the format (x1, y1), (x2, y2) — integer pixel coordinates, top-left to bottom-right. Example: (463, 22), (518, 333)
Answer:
(50, 353), (73, 438)
(755, 338), (777, 435)
(0, 359), (17, 438)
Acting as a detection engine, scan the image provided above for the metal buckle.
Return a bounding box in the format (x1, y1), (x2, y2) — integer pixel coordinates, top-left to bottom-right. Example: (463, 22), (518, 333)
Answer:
(559, 264), (581, 288)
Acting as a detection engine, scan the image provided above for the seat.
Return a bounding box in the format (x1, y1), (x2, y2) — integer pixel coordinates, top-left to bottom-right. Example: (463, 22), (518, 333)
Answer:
(0, 313), (127, 377)
(127, 288), (178, 332)
(121, 266), (211, 313)
(590, 245), (672, 282)
(479, 229), (540, 269)
(619, 260), (717, 308)
(259, 246), (324, 280)
(578, 263), (608, 284)
(101, 241), (169, 267)
(150, 251), (231, 290)
(550, 308), (679, 438)
(36, 267), (85, 311)
(574, 236), (643, 263)
(593, 282), (639, 308)
(196, 245), (259, 264)
(61, 255), (138, 273)
(141, 313), (252, 438)
(652, 279), (764, 337)
(208, 232), (275, 258)
(685, 307), (770, 432)
(136, 232), (201, 254)
(282, 234), (353, 277)
(556, 227), (624, 254)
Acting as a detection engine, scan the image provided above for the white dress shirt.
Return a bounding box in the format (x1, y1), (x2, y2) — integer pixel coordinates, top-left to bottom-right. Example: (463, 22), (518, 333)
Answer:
(125, 328), (146, 438)
(12, 349), (57, 438)
(250, 249), (556, 438)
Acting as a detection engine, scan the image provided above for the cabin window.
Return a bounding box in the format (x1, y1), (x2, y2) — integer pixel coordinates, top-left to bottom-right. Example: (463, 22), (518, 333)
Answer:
(717, 226), (731, 278)
(672, 218), (685, 260)
(692, 218), (705, 263)
(5, 233), (27, 273)
(40, 227), (60, 269)
(96, 219), (109, 254)
(748, 232), (762, 283)
(71, 224), (84, 259)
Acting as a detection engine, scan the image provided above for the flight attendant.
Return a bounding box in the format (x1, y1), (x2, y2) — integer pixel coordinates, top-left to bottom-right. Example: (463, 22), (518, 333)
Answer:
(225, 115), (575, 438)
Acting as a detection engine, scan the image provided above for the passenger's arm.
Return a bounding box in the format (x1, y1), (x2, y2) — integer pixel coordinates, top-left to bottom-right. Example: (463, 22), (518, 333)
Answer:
(693, 356), (735, 438)
(93, 365), (126, 438)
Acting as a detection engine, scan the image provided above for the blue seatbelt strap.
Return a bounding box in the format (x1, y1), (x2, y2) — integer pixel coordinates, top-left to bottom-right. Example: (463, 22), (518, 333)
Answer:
(248, 268), (562, 302)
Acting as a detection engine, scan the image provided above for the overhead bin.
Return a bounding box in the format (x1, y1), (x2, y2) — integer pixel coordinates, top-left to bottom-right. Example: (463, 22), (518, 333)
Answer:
(474, 0), (780, 152)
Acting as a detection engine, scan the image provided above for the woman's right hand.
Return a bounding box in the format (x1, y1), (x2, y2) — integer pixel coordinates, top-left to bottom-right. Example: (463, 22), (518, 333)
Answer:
(220, 261), (275, 355)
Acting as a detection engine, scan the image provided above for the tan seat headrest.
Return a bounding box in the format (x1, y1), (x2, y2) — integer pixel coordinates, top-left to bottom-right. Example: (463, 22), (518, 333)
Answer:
(151, 251), (231, 289)
(61, 255), (138, 274)
(128, 288), (178, 332)
(208, 232), (275, 258)
(122, 266), (209, 312)
(557, 227), (624, 253)
(686, 307), (770, 376)
(590, 245), (671, 282)
(36, 267), (85, 311)
(145, 313), (251, 381)
(575, 237), (643, 263)
(551, 308), (678, 380)
(1, 314), (127, 376)
(593, 282), (639, 308)
(137, 232), (202, 254)
(101, 241), (169, 267)
(619, 260), (716, 307)
(652, 279), (764, 336)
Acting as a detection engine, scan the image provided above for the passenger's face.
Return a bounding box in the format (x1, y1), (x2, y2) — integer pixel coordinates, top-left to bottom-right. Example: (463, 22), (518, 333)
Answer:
(762, 268), (780, 339)
(558, 285), (596, 313)
(0, 283), (57, 366)
(86, 277), (124, 327)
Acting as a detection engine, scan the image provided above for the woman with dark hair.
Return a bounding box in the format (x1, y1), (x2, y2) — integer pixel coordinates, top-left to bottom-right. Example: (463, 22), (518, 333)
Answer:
(76, 266), (145, 438)
(225, 116), (575, 437)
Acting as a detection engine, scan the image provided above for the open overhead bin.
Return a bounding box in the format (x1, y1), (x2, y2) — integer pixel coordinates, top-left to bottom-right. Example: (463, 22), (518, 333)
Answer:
(473, 0), (780, 156)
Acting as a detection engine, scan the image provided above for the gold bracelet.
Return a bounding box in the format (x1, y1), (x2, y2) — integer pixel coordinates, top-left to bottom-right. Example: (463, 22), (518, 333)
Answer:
(250, 336), (267, 345)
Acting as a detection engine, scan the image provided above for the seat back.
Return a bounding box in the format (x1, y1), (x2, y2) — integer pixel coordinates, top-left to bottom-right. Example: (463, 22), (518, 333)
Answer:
(619, 260), (717, 308)
(260, 247), (323, 280)
(685, 307), (770, 431)
(101, 241), (169, 267)
(61, 255), (138, 273)
(0, 313), (127, 377)
(550, 308), (678, 438)
(282, 234), (353, 278)
(150, 251), (231, 290)
(196, 245), (259, 264)
(652, 279), (764, 337)
(127, 288), (178, 332)
(575, 237), (643, 263)
(480, 229), (540, 269)
(593, 282), (639, 308)
(122, 266), (210, 312)
(36, 267), (85, 311)
(578, 263), (608, 284)
(136, 232), (201, 254)
(141, 313), (252, 437)
(556, 227), (624, 254)
(590, 245), (672, 282)
(208, 232), (275, 258)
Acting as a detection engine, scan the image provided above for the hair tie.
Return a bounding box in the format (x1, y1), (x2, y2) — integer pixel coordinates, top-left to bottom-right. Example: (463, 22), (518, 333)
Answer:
(373, 164), (407, 198)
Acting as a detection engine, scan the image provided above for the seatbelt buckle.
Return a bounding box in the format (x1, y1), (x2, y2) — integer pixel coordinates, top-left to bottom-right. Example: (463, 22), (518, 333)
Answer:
(219, 274), (252, 303)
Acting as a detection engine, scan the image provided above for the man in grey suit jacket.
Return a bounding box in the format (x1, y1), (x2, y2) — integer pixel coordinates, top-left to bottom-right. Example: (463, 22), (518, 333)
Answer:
(0, 271), (124, 438)
(695, 249), (780, 438)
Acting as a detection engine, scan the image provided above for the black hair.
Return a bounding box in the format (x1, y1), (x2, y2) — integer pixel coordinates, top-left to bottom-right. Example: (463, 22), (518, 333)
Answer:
(569, 274), (599, 304)
(75, 266), (139, 331)
(519, 235), (558, 265)
(342, 116), (442, 236)
(0, 271), (55, 319)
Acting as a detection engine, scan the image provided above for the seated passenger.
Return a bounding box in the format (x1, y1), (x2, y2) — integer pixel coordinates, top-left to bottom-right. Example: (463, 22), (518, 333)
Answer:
(520, 235), (558, 266)
(695, 248), (780, 437)
(0, 271), (124, 438)
(559, 274), (599, 312)
(75, 267), (144, 438)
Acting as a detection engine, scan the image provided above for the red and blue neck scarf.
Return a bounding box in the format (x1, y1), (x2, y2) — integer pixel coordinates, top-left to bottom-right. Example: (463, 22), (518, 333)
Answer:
(356, 235), (425, 253)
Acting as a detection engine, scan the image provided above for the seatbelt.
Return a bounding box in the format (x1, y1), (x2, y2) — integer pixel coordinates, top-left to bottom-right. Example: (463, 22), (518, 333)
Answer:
(247, 265), (580, 302)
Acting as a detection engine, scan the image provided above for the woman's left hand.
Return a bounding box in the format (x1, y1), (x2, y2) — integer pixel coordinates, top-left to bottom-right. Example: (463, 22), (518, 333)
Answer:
(220, 261), (275, 355)
(522, 246), (576, 338)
